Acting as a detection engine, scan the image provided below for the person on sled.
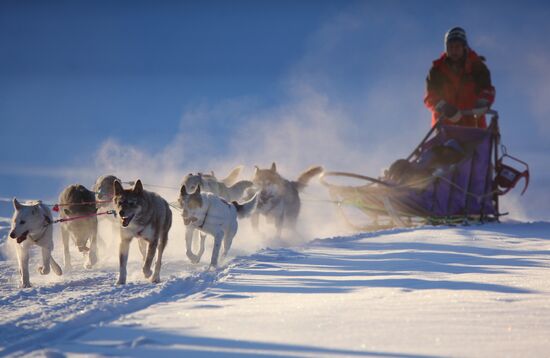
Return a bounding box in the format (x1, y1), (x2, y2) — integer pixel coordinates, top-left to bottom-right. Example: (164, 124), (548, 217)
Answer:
(424, 27), (495, 128)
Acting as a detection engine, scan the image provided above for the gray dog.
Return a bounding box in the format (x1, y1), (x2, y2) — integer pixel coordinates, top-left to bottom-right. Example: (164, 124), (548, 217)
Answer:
(93, 174), (121, 245)
(112, 179), (172, 285)
(58, 184), (99, 270)
(250, 163), (323, 238)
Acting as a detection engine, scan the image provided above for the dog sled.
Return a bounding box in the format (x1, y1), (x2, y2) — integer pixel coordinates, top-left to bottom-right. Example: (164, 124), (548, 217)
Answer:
(320, 110), (530, 231)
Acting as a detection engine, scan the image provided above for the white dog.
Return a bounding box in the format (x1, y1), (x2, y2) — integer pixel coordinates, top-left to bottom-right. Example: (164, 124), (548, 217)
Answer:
(182, 168), (253, 261)
(179, 185), (257, 267)
(9, 199), (62, 288)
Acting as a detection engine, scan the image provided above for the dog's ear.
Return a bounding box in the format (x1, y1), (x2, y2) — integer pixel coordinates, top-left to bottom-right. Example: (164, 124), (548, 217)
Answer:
(254, 166), (259, 175)
(180, 185), (188, 197)
(13, 198), (22, 210)
(113, 180), (124, 196)
(133, 179), (144, 194)
(270, 162), (277, 172)
(193, 185), (201, 195)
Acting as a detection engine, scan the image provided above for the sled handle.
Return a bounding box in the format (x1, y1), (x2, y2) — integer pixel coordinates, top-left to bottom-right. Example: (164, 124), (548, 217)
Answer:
(408, 109), (499, 161)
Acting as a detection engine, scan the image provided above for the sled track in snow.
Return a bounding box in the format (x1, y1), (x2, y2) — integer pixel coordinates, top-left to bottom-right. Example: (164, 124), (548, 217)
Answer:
(0, 261), (232, 356)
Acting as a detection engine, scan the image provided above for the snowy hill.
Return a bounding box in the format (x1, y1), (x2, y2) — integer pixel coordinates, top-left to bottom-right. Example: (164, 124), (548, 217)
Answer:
(2, 222), (550, 357)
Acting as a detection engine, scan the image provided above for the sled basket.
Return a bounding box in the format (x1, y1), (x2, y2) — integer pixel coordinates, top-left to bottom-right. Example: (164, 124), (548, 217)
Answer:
(320, 110), (528, 231)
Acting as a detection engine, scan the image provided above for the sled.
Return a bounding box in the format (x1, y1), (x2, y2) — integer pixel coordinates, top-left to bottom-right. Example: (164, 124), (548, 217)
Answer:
(320, 110), (530, 231)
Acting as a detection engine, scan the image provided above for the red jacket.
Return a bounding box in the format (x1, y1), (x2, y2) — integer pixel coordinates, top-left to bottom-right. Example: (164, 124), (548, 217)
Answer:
(424, 49), (495, 128)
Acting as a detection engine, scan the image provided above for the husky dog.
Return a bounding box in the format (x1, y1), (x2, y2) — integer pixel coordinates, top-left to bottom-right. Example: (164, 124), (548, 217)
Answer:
(250, 163), (323, 238)
(182, 167), (253, 202)
(93, 174), (120, 208)
(93, 174), (121, 247)
(9, 199), (62, 288)
(113, 179), (172, 284)
(58, 184), (99, 270)
(179, 185), (257, 267)
(182, 167), (253, 258)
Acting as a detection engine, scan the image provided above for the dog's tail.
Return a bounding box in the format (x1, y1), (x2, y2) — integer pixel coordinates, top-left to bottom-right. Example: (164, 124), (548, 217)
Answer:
(292, 166), (324, 192)
(227, 180), (254, 201)
(221, 166), (244, 187)
(50, 256), (63, 276)
(233, 193), (258, 219)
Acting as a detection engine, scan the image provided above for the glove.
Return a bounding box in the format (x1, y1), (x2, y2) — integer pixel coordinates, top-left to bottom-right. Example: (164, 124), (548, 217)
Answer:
(435, 100), (461, 123)
(472, 98), (490, 116)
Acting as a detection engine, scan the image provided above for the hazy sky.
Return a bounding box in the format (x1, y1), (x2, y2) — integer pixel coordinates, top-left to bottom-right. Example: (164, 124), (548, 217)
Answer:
(1, 0), (549, 219)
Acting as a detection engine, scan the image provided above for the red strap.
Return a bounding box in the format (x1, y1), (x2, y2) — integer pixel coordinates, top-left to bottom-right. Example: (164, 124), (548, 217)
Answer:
(53, 210), (116, 224)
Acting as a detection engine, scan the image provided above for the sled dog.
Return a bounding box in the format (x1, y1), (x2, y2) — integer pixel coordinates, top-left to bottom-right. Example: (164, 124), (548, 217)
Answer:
(93, 174), (120, 209)
(9, 199), (62, 288)
(113, 179), (172, 284)
(59, 184), (99, 270)
(182, 166), (253, 202)
(182, 167), (253, 259)
(93, 174), (122, 247)
(250, 163), (323, 238)
(179, 185), (257, 267)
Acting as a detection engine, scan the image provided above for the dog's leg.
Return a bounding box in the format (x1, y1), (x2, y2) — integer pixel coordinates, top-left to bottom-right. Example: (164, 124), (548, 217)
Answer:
(222, 223), (237, 258)
(197, 233), (206, 261)
(16, 245), (31, 288)
(185, 227), (200, 264)
(142, 238), (157, 279)
(275, 214), (284, 240)
(209, 230), (224, 268)
(151, 231), (167, 283)
(38, 247), (51, 275)
(50, 256), (63, 276)
(61, 226), (72, 271)
(251, 212), (260, 232)
(86, 224), (98, 269)
(138, 239), (148, 262)
(116, 238), (131, 285)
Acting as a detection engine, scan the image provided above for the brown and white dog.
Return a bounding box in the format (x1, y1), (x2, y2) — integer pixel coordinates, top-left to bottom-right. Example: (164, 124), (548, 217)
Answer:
(58, 184), (99, 270)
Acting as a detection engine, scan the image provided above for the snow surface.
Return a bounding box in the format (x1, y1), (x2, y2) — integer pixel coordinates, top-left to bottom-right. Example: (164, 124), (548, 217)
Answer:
(2, 221), (550, 357)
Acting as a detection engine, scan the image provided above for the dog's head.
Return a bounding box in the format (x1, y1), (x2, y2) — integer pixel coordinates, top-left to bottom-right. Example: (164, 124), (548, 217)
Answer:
(178, 185), (204, 225)
(181, 173), (205, 195)
(10, 198), (46, 244)
(94, 174), (120, 201)
(113, 179), (145, 228)
(252, 162), (283, 188)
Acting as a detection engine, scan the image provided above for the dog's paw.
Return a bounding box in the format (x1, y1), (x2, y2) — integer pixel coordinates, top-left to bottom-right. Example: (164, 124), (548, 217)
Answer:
(38, 266), (50, 275)
(187, 253), (201, 264)
(84, 258), (97, 269)
(142, 267), (153, 278)
(88, 253), (98, 267)
(115, 278), (126, 286)
(64, 264), (72, 272)
(53, 266), (63, 276)
(20, 282), (32, 289)
(150, 275), (160, 284)
(207, 264), (218, 271)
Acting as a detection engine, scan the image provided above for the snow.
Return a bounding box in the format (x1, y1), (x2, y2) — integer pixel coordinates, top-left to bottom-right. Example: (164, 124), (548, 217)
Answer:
(2, 221), (550, 357)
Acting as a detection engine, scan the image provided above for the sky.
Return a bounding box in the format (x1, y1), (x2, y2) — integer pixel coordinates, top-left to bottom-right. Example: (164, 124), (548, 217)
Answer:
(1, 0), (549, 220)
